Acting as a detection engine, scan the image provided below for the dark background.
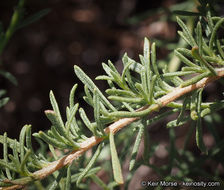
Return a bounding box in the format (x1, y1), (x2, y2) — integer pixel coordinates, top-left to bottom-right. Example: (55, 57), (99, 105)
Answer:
(0, 0), (177, 138)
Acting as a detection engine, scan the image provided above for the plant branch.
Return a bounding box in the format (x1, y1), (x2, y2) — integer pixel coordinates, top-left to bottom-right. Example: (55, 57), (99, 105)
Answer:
(3, 68), (224, 189)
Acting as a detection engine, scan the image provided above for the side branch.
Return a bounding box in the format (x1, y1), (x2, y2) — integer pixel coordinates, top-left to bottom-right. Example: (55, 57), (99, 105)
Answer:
(4, 68), (224, 189)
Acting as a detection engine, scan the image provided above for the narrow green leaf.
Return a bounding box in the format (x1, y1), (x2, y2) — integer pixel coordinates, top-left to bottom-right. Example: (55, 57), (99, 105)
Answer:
(12, 140), (20, 169)
(128, 58), (142, 74)
(176, 48), (193, 58)
(167, 117), (189, 128)
(143, 37), (150, 65)
(177, 97), (189, 124)
(69, 84), (78, 108)
(108, 60), (120, 74)
(149, 75), (157, 104)
(163, 71), (194, 77)
(140, 66), (149, 96)
(197, 89), (203, 115)
(107, 80), (115, 89)
(49, 91), (64, 128)
(190, 91), (199, 120)
(0, 160), (17, 173)
(4, 133), (12, 179)
(135, 83), (148, 101)
(151, 42), (159, 76)
(25, 125), (33, 151)
(0, 135), (21, 152)
(121, 54), (136, 85)
(122, 54), (141, 93)
(8, 154), (20, 171)
(181, 66), (205, 73)
(143, 118), (150, 164)
(174, 49), (198, 68)
(48, 126), (70, 146)
(158, 78), (173, 91)
(66, 103), (79, 133)
(79, 108), (96, 135)
(121, 102), (135, 112)
(129, 124), (144, 171)
(171, 76), (183, 87)
(196, 118), (207, 154)
(143, 38), (151, 93)
(196, 89), (207, 154)
(200, 101), (224, 118)
(69, 119), (82, 140)
(0, 172), (6, 181)
(95, 75), (113, 81)
(93, 89), (105, 135)
(180, 71), (211, 87)
(102, 62), (114, 77)
(191, 46), (217, 75)
(19, 126), (27, 162)
(109, 69), (128, 90)
(109, 132), (124, 184)
(106, 89), (136, 97)
(196, 22), (202, 54)
(108, 96), (144, 104)
(45, 110), (66, 137)
(202, 37), (214, 56)
(33, 131), (67, 149)
(176, 17), (197, 47)
(99, 102), (110, 116)
(51, 125), (79, 149)
(108, 104), (157, 118)
(65, 164), (72, 190)
(216, 40), (224, 59)
(20, 150), (31, 175)
(84, 85), (93, 106)
(201, 108), (211, 117)
(49, 144), (58, 160)
(74, 65), (116, 111)
(77, 143), (103, 186)
(209, 18), (224, 51)
(178, 31), (191, 45)
(154, 91), (166, 98)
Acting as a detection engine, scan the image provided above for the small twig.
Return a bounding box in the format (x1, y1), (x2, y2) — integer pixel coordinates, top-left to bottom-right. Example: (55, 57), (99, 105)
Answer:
(3, 68), (224, 189)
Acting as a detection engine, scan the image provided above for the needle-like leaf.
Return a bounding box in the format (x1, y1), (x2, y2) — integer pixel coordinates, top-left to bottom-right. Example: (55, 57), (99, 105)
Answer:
(109, 132), (124, 184)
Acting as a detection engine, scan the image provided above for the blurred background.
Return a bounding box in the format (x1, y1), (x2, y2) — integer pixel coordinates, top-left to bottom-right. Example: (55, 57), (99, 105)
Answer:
(0, 0), (179, 137)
